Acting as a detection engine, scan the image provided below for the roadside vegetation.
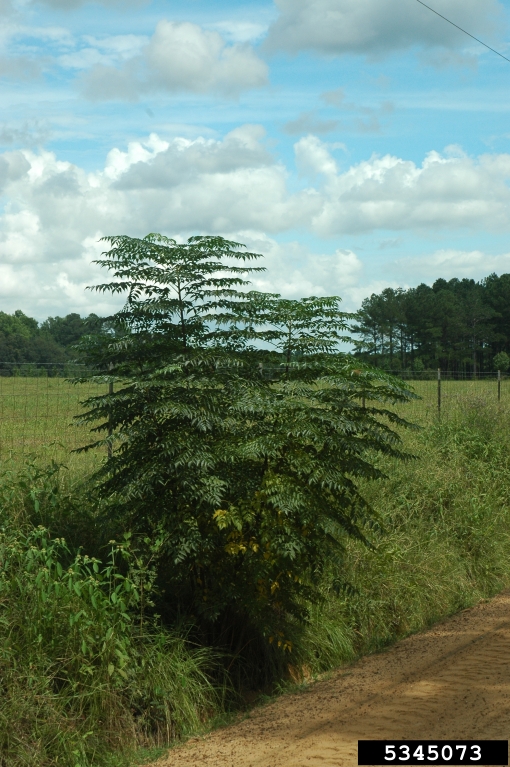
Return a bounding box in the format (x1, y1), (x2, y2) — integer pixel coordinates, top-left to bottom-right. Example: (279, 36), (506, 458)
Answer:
(1, 234), (509, 766)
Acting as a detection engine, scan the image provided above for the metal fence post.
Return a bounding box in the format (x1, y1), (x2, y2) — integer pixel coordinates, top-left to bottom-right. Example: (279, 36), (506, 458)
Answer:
(108, 366), (114, 459)
(437, 368), (441, 418)
(498, 369), (501, 402)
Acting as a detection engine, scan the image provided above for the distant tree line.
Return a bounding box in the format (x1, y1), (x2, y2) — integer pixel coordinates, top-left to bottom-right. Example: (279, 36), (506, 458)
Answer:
(0, 310), (103, 372)
(351, 274), (510, 373)
(4, 272), (510, 375)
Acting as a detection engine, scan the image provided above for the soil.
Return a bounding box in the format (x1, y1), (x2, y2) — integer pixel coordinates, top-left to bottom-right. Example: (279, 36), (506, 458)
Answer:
(152, 590), (510, 767)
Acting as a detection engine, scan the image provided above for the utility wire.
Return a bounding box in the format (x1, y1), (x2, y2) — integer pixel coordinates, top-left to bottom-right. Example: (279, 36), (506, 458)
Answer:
(414, 0), (510, 65)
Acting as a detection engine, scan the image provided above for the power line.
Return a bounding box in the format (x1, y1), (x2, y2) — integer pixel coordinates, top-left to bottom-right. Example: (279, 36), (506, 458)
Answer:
(414, 0), (510, 65)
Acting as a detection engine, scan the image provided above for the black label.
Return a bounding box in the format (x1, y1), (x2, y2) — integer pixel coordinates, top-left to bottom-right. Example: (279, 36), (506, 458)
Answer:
(358, 741), (508, 765)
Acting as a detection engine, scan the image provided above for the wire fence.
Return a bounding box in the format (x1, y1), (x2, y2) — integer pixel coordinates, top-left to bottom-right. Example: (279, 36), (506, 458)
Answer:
(0, 365), (506, 464)
(0, 364), (102, 466)
(378, 369), (507, 424)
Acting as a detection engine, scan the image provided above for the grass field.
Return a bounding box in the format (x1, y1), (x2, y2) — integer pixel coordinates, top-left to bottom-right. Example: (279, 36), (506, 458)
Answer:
(0, 376), (106, 469)
(396, 376), (506, 423)
(0, 374), (505, 468)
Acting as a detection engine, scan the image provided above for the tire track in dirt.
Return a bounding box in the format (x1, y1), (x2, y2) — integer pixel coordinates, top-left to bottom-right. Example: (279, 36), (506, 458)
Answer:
(152, 590), (510, 767)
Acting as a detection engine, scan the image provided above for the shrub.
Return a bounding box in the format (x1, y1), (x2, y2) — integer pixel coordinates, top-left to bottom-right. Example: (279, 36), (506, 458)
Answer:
(0, 467), (221, 767)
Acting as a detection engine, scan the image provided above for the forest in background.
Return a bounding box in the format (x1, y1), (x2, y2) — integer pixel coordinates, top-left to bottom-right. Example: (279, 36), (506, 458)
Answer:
(0, 311), (103, 366)
(3, 272), (510, 374)
(352, 273), (510, 373)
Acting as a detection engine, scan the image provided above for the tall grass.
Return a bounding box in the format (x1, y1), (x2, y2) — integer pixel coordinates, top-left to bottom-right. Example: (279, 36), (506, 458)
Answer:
(292, 394), (510, 676)
(0, 464), (223, 767)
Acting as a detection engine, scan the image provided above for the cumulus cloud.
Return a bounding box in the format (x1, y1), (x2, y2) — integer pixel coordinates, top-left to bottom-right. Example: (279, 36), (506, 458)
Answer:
(235, 232), (363, 299)
(296, 137), (510, 235)
(266, 0), (504, 59)
(80, 20), (268, 100)
(0, 150), (30, 191)
(393, 248), (510, 281)
(3, 128), (510, 316)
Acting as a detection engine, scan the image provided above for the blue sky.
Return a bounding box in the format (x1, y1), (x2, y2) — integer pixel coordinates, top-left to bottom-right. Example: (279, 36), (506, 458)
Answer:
(1, 0), (510, 318)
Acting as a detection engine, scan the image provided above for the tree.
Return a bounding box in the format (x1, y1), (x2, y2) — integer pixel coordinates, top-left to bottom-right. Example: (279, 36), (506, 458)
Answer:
(350, 275), (510, 374)
(0, 310), (68, 369)
(41, 313), (103, 348)
(494, 351), (510, 372)
(222, 291), (351, 372)
(76, 233), (415, 650)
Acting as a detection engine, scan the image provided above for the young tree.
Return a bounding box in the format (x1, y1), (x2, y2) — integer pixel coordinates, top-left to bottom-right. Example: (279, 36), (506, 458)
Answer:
(76, 233), (415, 648)
(494, 351), (510, 372)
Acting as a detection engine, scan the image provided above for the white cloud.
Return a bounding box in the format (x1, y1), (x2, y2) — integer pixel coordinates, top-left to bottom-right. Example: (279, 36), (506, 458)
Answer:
(266, 0), (504, 59)
(3, 129), (510, 316)
(0, 149), (30, 190)
(295, 135), (339, 177)
(236, 231), (363, 299)
(393, 248), (510, 281)
(303, 140), (510, 235)
(80, 20), (268, 100)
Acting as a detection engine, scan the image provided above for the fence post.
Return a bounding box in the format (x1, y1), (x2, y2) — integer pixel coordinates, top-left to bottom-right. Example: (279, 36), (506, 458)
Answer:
(437, 368), (441, 418)
(108, 366), (114, 459)
(498, 369), (501, 402)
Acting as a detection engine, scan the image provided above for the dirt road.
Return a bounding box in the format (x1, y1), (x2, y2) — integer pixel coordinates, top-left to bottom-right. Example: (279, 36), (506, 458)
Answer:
(154, 590), (510, 767)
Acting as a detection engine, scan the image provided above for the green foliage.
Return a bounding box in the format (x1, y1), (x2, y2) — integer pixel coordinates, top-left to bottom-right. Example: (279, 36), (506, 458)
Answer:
(0, 464), (221, 767)
(350, 274), (510, 373)
(287, 396), (510, 679)
(0, 310), (105, 370)
(0, 310), (67, 367)
(78, 233), (265, 371)
(493, 351), (510, 371)
(75, 233), (415, 653)
(3, 391), (510, 765)
(41, 313), (104, 349)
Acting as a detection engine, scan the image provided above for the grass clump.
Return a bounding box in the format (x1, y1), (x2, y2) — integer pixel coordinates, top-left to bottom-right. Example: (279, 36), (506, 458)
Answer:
(289, 396), (510, 678)
(0, 465), (222, 767)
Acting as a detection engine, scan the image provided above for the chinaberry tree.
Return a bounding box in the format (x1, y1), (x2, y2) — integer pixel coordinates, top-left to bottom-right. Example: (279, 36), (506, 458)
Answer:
(76, 233), (415, 652)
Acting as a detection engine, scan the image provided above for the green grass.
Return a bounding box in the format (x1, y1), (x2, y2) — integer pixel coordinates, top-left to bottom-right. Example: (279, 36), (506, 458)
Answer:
(2, 379), (510, 765)
(289, 393), (510, 679)
(390, 377), (504, 424)
(0, 376), (505, 464)
(0, 376), (105, 471)
(0, 468), (226, 767)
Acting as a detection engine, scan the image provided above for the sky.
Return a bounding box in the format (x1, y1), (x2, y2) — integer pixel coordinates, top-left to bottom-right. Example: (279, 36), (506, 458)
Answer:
(2, 0), (510, 319)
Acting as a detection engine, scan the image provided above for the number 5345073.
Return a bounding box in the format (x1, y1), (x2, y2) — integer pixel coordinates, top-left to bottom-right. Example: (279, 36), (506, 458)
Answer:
(385, 745), (481, 761)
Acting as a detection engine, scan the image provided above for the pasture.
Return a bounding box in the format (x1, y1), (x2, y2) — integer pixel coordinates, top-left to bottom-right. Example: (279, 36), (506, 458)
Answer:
(0, 375), (106, 470)
(0, 374), (505, 469)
